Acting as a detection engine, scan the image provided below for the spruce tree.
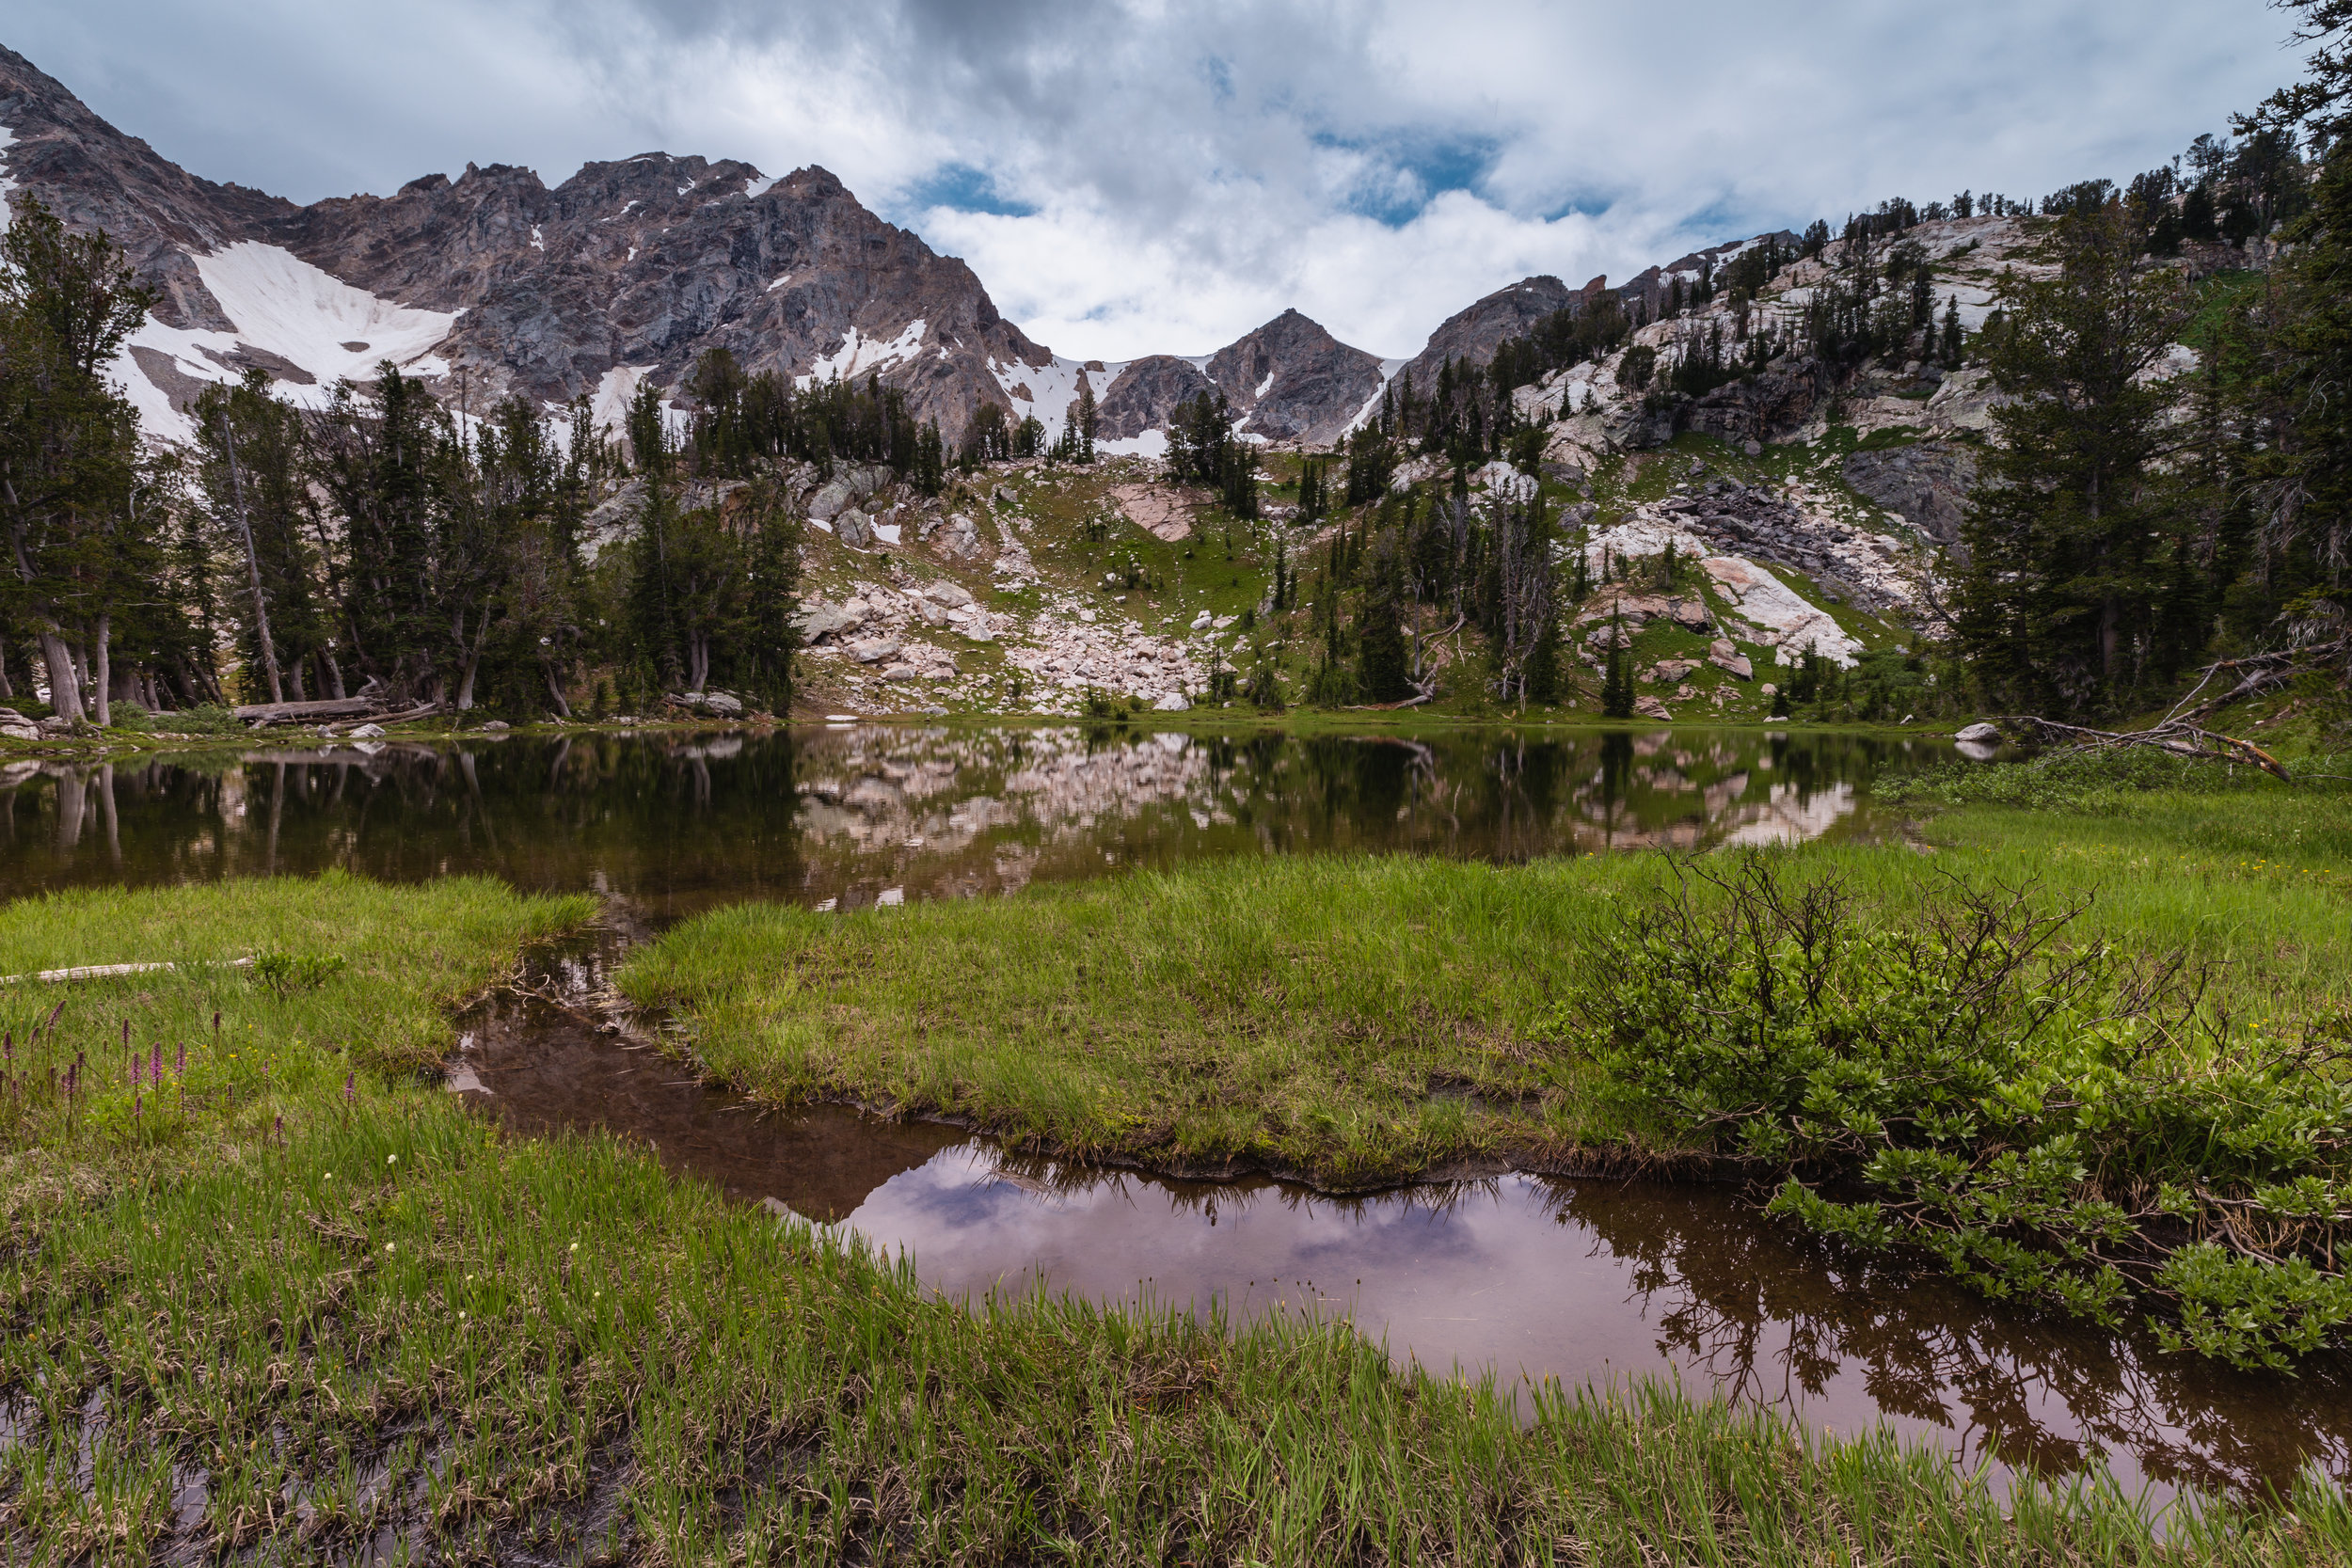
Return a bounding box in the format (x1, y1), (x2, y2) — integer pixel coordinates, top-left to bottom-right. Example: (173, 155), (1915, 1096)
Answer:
(1357, 564), (1410, 704)
(1955, 203), (2197, 715)
(1600, 619), (1634, 718)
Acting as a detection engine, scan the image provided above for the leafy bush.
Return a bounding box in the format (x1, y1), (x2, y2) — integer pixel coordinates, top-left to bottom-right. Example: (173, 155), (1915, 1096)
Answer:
(151, 704), (252, 736)
(1881, 744), (2275, 810)
(1556, 852), (2352, 1369)
(250, 951), (348, 995)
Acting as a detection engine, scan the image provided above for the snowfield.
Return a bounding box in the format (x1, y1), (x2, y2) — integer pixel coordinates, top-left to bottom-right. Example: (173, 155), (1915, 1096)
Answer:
(104, 242), (461, 442)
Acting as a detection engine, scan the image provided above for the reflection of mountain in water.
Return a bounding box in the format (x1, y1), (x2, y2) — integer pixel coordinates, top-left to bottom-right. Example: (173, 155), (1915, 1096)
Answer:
(0, 725), (1951, 917)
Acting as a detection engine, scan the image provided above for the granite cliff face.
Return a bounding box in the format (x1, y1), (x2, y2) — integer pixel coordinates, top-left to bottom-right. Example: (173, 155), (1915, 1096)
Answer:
(275, 156), (1054, 432)
(1202, 308), (1387, 444)
(1095, 356), (1216, 440)
(1395, 275), (1581, 391)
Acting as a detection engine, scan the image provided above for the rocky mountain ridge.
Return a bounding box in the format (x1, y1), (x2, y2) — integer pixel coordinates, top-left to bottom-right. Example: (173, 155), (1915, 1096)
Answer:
(3, 42), (1791, 456)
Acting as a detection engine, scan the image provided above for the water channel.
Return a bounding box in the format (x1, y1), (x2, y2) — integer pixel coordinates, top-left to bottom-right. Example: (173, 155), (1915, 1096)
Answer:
(5, 722), (2344, 1509)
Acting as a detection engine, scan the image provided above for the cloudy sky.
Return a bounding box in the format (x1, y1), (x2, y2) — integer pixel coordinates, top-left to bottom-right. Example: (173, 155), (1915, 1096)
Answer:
(11, 0), (2313, 359)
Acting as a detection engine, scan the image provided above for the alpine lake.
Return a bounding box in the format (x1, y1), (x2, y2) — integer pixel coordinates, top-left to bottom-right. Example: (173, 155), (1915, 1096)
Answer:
(5, 720), (2344, 1510)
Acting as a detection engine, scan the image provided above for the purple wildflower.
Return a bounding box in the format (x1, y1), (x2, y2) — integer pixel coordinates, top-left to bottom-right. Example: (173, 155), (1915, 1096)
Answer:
(176, 1043), (185, 1076)
(151, 1044), (162, 1085)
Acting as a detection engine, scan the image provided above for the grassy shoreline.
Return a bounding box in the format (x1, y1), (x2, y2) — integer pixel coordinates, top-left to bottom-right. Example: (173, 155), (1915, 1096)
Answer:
(5, 879), (2349, 1559)
(619, 793), (2352, 1190)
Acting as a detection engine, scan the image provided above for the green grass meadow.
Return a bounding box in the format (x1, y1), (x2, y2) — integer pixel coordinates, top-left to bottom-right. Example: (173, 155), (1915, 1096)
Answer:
(5, 760), (2352, 1559)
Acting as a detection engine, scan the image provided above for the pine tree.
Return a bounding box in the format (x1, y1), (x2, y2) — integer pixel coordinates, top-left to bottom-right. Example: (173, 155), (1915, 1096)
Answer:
(0, 197), (157, 723)
(1356, 563), (1410, 704)
(1523, 611), (1563, 706)
(1957, 204), (2198, 714)
(1600, 624), (1634, 719)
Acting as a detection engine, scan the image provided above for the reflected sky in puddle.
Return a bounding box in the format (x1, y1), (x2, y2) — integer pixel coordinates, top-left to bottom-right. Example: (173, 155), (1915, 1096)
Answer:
(462, 971), (2352, 1514)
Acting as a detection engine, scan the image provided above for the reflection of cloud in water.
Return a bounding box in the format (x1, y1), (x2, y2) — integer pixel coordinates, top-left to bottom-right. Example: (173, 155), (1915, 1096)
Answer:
(822, 1144), (2352, 1509)
(1721, 782), (1856, 847)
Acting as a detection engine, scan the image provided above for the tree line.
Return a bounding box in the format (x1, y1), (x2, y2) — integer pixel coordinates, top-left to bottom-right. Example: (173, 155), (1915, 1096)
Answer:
(0, 200), (810, 723)
(1958, 3), (2352, 719)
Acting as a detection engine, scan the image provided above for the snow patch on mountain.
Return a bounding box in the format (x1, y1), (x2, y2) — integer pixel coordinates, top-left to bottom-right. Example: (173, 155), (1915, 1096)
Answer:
(1095, 430), (1169, 458)
(800, 321), (930, 387)
(196, 243), (458, 382)
(104, 242), (461, 441)
(0, 125), (18, 233)
(1342, 356), (1411, 436)
(988, 354), (1113, 440)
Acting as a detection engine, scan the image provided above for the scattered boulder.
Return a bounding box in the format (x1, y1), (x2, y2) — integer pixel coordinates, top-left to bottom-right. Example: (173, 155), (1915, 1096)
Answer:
(1646, 659), (1700, 684)
(347, 722), (387, 737)
(880, 663), (922, 682)
(834, 508), (877, 550)
(934, 513), (985, 559)
(1954, 721), (2002, 744)
(1708, 639), (1755, 680)
(848, 637), (903, 665)
(1152, 693), (1189, 711)
(807, 464), (895, 522)
(793, 599), (866, 642)
(918, 579), (975, 609)
(1634, 694), (1674, 721)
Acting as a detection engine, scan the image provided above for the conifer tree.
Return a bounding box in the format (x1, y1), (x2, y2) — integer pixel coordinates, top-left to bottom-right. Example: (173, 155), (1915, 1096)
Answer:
(1956, 204), (2197, 714)
(1600, 621), (1634, 718)
(0, 197), (157, 723)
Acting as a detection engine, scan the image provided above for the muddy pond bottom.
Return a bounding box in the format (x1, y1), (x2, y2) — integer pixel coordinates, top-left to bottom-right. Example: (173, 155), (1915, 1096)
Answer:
(461, 972), (2352, 1514)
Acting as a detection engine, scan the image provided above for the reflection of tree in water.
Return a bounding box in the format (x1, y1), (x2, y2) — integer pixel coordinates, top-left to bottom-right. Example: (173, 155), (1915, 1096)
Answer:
(1547, 1180), (2352, 1500)
(1, 728), (1963, 919)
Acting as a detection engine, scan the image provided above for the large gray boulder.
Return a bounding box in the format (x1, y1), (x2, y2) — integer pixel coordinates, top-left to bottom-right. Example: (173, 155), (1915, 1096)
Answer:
(833, 507), (877, 550)
(793, 599), (865, 642)
(807, 464), (895, 522)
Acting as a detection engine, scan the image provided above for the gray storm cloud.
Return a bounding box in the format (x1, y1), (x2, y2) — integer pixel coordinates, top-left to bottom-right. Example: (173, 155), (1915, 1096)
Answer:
(6, 0), (2307, 359)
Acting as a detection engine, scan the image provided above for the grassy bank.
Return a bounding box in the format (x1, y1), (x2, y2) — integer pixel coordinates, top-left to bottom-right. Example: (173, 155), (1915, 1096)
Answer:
(620, 768), (2352, 1366)
(619, 793), (2352, 1189)
(5, 879), (2348, 1562)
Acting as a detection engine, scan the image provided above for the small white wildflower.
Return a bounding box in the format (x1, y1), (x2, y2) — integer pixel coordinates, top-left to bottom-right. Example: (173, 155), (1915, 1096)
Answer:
(384, 1243), (395, 1254)
(387, 1154), (398, 1165)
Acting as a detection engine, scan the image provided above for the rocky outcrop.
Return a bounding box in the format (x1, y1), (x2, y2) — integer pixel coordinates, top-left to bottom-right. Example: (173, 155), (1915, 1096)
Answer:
(1097, 356), (1216, 439)
(1203, 309), (1385, 444)
(1840, 440), (1980, 550)
(1395, 275), (1578, 391)
(0, 45), (294, 329)
(1682, 356), (1829, 445)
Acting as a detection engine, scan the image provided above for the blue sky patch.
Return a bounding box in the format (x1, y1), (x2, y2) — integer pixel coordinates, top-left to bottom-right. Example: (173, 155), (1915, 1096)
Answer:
(904, 163), (1038, 218)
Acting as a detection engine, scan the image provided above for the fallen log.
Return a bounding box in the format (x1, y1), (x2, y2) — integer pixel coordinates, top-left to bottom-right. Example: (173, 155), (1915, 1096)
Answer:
(0, 958), (254, 987)
(323, 702), (439, 733)
(2007, 715), (2293, 781)
(233, 698), (376, 725)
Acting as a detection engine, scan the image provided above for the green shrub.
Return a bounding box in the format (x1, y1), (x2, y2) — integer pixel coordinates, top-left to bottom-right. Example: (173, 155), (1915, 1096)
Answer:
(251, 951), (348, 995)
(1553, 850), (2352, 1369)
(1883, 745), (2279, 810)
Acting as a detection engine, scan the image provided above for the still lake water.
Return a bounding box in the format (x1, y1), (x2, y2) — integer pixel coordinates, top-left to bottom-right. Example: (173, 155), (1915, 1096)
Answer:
(1, 722), (1929, 914)
(8, 723), (2344, 1506)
